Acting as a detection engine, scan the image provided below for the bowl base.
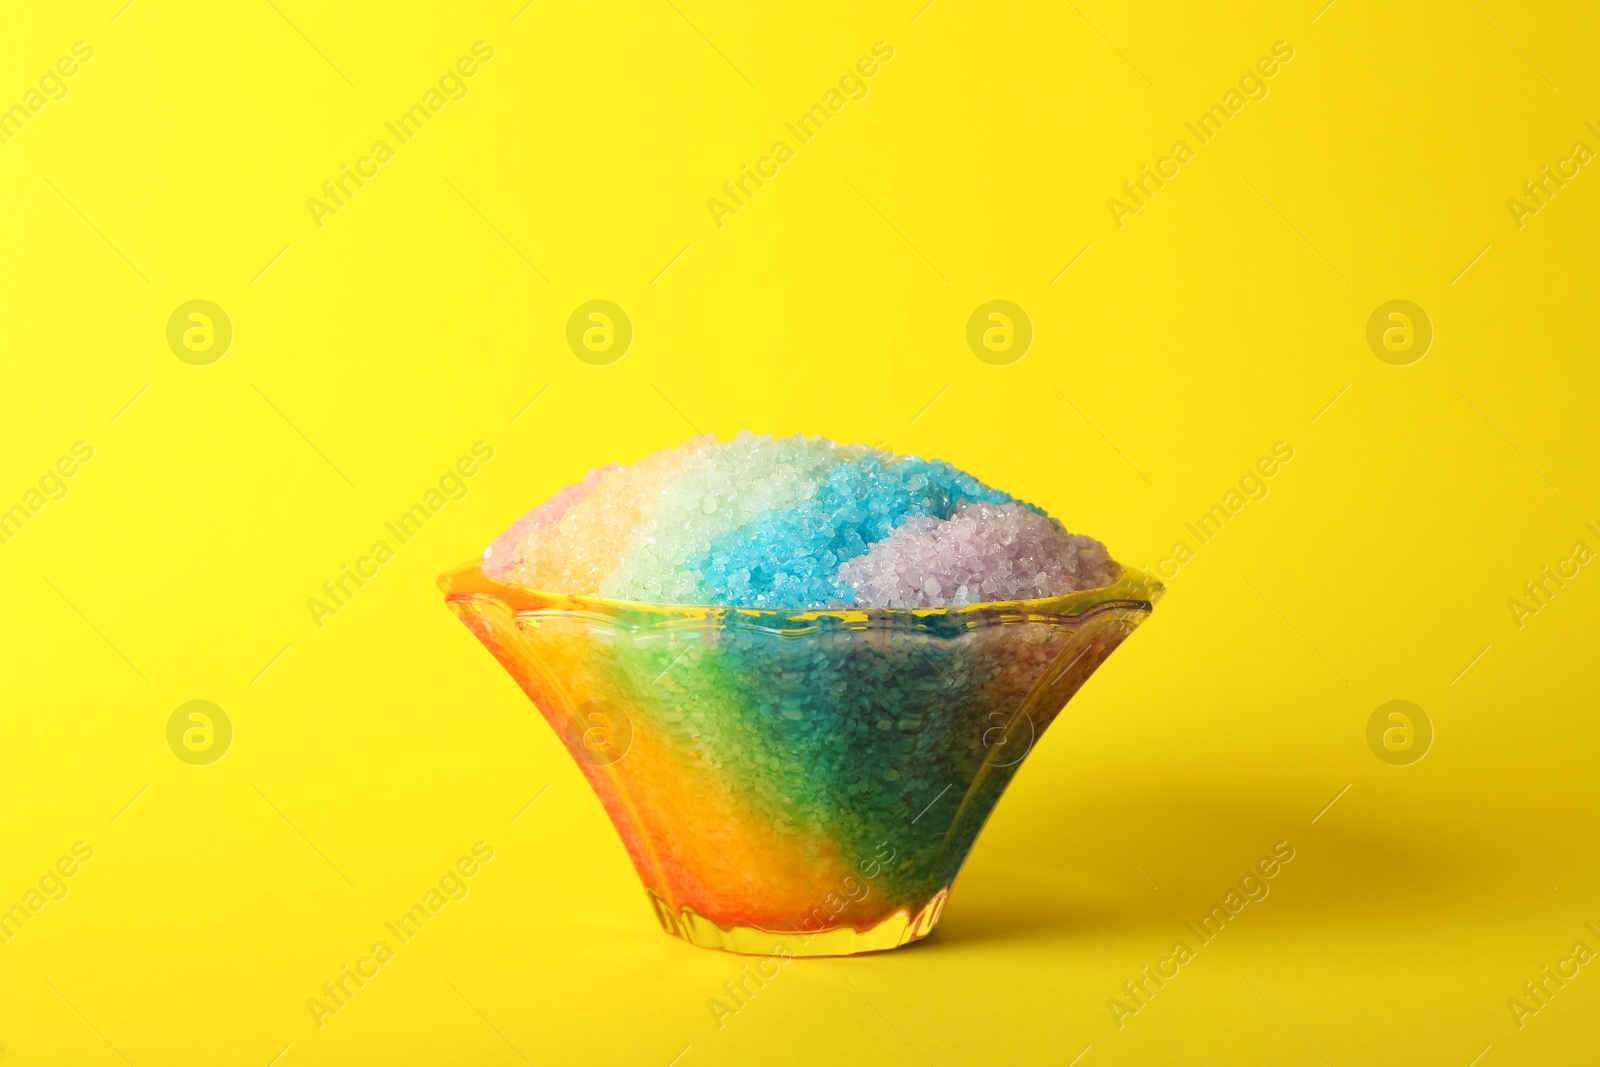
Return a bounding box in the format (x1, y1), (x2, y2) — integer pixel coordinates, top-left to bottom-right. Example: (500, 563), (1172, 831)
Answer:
(647, 887), (949, 957)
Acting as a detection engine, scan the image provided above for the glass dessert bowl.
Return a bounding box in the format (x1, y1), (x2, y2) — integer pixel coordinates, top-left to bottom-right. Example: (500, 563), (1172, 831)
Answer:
(440, 561), (1162, 956)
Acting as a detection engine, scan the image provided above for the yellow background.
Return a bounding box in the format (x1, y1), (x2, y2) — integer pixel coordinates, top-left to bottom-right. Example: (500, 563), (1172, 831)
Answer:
(3, 0), (1597, 1063)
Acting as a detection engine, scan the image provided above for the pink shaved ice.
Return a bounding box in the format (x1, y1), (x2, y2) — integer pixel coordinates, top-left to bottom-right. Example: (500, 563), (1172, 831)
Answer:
(835, 502), (1118, 608)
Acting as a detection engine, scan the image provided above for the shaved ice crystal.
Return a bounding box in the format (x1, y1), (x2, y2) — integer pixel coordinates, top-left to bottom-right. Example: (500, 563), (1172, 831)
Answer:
(836, 501), (1118, 608)
(482, 432), (1120, 609)
(484, 437), (707, 592)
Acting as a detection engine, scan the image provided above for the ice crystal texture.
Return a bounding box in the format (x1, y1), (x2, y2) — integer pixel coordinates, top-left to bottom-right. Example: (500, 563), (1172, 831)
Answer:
(482, 432), (1119, 608)
(835, 501), (1119, 608)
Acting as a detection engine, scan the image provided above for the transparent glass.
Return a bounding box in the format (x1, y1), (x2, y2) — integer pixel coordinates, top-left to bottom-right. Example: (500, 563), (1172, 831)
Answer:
(440, 562), (1162, 956)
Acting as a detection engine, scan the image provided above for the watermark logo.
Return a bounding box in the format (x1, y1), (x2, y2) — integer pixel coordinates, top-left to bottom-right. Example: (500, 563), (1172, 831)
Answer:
(1508, 526), (1597, 629)
(0, 41), (94, 148)
(706, 41), (895, 230)
(0, 842), (94, 949)
(1507, 127), (1597, 230)
(967, 300), (1032, 365)
(167, 700), (232, 766)
(703, 840), (894, 1029)
(1147, 441), (1294, 580)
(308, 842), (495, 1029)
(566, 300), (631, 366)
(167, 300), (232, 365)
(1366, 699), (1431, 766)
(1, 441), (94, 548)
(567, 699), (632, 766)
(1365, 300), (1432, 366)
(307, 442), (495, 630)
(981, 708), (1034, 767)
(1508, 924), (1599, 1030)
(1109, 841), (1295, 1029)
(307, 42), (496, 230)
(1107, 41), (1295, 229)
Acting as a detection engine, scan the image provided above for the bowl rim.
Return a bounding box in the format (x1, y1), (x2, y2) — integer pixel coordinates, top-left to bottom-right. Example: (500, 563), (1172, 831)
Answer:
(439, 560), (1164, 627)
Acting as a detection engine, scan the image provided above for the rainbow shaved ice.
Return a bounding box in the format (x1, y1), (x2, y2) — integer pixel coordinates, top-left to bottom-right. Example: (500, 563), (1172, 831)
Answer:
(482, 431), (1119, 607)
(448, 431), (1157, 955)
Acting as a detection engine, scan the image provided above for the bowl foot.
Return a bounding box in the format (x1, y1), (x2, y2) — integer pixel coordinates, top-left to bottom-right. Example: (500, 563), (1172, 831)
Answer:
(647, 887), (949, 957)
